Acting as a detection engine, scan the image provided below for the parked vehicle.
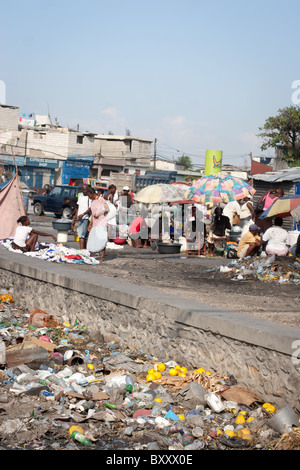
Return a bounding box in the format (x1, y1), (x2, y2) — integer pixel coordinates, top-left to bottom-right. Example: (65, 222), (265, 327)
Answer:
(32, 185), (80, 219)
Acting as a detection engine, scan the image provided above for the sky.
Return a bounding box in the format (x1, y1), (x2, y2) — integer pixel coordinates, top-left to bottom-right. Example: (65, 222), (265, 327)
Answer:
(1, 0), (300, 168)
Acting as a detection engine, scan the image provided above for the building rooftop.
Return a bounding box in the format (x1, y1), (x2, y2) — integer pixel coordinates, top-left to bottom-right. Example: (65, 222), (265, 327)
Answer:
(252, 166), (300, 183)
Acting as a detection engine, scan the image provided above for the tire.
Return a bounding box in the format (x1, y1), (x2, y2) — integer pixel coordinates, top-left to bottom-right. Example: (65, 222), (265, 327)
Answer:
(62, 206), (73, 219)
(33, 202), (44, 216)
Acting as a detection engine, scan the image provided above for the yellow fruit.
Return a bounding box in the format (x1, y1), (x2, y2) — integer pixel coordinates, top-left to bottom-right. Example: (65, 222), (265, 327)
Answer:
(175, 365), (181, 370)
(237, 428), (252, 441)
(197, 368), (206, 374)
(178, 414), (185, 420)
(157, 363), (166, 372)
(180, 366), (188, 373)
(154, 398), (162, 403)
(246, 417), (255, 423)
(224, 430), (236, 438)
(69, 425), (84, 436)
(205, 370), (211, 375)
(148, 368), (155, 374)
(235, 414), (246, 425)
(153, 371), (162, 380)
(262, 403), (276, 414)
(87, 363), (94, 370)
(177, 371), (186, 377)
(169, 368), (178, 376)
(146, 373), (156, 381)
(239, 410), (247, 416)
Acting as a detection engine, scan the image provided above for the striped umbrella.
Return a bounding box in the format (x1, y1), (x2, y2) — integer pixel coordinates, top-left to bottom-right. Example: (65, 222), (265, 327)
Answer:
(259, 195), (300, 222)
(184, 174), (255, 204)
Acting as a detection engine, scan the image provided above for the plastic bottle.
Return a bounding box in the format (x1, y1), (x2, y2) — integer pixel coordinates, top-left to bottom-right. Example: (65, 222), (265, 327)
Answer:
(71, 430), (93, 446)
(46, 374), (72, 392)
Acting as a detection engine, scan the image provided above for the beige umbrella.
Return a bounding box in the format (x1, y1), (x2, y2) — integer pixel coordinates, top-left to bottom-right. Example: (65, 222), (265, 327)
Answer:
(134, 183), (190, 204)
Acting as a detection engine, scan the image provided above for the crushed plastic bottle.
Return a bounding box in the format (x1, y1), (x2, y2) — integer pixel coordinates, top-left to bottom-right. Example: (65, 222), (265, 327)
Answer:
(71, 430), (93, 446)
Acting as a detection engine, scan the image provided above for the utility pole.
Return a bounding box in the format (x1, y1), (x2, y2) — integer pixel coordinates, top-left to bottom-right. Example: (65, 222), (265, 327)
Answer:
(153, 138), (157, 169)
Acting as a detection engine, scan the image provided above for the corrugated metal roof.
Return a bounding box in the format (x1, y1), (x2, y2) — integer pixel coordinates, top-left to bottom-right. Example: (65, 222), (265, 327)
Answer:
(252, 166), (300, 182)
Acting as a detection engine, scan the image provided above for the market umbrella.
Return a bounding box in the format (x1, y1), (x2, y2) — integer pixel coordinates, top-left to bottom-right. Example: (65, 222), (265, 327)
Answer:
(259, 195), (300, 223)
(184, 173), (255, 204)
(134, 183), (190, 204)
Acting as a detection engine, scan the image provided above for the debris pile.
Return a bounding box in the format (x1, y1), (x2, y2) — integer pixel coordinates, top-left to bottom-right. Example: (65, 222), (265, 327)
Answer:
(220, 255), (300, 284)
(0, 294), (300, 451)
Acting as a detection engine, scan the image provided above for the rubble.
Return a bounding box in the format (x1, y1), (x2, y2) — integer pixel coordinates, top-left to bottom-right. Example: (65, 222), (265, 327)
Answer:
(218, 255), (300, 284)
(0, 294), (300, 451)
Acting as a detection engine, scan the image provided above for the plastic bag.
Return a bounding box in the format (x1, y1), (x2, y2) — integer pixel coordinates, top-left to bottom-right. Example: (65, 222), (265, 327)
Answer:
(87, 225), (107, 253)
(106, 200), (117, 222)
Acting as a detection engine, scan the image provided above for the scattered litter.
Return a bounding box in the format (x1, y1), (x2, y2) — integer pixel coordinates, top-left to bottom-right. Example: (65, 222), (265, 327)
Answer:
(0, 295), (299, 450)
(219, 255), (300, 284)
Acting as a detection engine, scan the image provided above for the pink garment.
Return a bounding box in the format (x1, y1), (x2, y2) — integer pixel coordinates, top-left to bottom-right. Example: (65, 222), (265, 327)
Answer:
(263, 192), (279, 210)
(91, 198), (108, 227)
(129, 217), (147, 234)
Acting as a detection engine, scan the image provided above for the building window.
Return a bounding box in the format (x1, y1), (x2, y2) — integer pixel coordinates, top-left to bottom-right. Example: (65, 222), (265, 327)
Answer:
(77, 135), (84, 144)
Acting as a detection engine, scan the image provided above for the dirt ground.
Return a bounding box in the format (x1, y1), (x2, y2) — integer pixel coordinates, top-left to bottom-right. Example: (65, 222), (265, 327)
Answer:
(24, 214), (300, 330)
(76, 246), (300, 329)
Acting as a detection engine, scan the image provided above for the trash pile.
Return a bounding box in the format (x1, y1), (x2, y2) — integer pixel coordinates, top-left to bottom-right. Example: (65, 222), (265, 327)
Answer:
(0, 293), (300, 451)
(219, 255), (300, 284)
(1, 240), (99, 265)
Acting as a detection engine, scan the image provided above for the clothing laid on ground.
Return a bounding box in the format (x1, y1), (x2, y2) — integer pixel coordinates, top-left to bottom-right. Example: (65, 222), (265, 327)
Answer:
(13, 225), (32, 248)
(237, 231), (261, 258)
(262, 225), (289, 256)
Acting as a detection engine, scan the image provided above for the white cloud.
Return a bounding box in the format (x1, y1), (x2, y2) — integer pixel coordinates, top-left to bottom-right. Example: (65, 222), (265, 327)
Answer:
(101, 107), (118, 119)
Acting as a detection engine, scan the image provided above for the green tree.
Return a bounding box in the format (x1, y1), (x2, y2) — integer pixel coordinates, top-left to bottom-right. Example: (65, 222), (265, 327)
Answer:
(257, 106), (300, 166)
(176, 154), (193, 170)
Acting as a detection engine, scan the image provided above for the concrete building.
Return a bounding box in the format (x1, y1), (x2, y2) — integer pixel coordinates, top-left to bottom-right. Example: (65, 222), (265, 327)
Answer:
(92, 134), (152, 178)
(0, 104), (95, 188)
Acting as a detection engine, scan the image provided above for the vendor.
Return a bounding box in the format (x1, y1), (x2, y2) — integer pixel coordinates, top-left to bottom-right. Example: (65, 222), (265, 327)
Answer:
(262, 217), (289, 256)
(237, 223), (262, 258)
(254, 188), (284, 233)
(12, 216), (57, 252)
(128, 208), (149, 248)
(206, 207), (231, 256)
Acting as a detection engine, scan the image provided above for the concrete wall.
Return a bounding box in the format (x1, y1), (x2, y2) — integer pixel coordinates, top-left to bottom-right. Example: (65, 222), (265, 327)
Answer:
(0, 105), (19, 132)
(0, 248), (299, 410)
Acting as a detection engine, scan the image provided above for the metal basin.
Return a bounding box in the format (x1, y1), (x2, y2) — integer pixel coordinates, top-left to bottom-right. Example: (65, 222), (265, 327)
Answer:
(52, 220), (72, 231)
(157, 242), (182, 254)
